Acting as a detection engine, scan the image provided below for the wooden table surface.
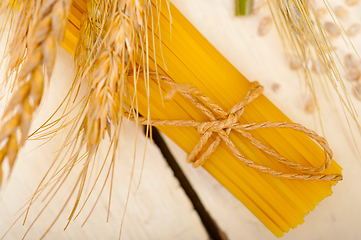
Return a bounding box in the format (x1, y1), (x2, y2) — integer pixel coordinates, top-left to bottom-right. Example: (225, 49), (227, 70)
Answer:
(1, 0), (361, 239)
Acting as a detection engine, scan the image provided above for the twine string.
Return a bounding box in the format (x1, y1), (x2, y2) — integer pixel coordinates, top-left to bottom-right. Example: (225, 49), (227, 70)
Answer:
(124, 75), (342, 181)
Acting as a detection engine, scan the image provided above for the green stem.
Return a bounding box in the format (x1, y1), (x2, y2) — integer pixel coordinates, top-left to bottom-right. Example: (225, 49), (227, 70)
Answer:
(236, 0), (253, 16)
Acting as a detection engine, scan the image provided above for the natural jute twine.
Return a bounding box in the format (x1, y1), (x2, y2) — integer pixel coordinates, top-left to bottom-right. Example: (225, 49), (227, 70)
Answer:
(124, 75), (342, 181)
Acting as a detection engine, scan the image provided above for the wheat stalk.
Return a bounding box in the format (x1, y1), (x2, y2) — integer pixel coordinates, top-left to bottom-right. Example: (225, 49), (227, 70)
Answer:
(0, 0), (72, 184)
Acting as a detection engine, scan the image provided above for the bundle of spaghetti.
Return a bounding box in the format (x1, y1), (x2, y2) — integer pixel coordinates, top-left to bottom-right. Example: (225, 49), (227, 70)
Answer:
(41, 0), (343, 237)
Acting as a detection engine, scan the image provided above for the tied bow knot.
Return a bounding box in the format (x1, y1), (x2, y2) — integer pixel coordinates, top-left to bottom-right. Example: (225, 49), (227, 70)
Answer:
(196, 113), (239, 135)
(185, 82), (264, 168)
(126, 76), (342, 181)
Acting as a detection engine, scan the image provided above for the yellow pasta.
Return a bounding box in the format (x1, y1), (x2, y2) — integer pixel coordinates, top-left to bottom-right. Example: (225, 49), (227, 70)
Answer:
(61, 0), (342, 237)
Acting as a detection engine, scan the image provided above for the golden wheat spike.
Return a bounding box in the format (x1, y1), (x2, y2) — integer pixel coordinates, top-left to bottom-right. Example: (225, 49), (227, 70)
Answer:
(0, 0), (73, 182)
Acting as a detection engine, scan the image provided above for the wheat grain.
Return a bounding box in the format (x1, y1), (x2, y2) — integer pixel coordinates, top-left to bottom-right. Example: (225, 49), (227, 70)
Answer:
(346, 0), (360, 6)
(289, 56), (302, 70)
(312, 60), (324, 75)
(271, 83), (280, 92)
(324, 22), (340, 37)
(258, 16), (272, 36)
(348, 68), (361, 82)
(345, 54), (357, 71)
(347, 23), (361, 37)
(354, 84), (361, 100)
(305, 98), (316, 114)
(335, 6), (348, 19)
(316, 8), (327, 18)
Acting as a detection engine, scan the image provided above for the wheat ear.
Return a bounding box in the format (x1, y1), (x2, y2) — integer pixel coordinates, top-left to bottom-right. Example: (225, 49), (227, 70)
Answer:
(62, 0), (148, 224)
(0, 0), (72, 184)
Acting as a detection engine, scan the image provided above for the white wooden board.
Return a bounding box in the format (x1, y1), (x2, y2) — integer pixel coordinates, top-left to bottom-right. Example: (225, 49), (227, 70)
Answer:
(1, 0), (361, 239)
